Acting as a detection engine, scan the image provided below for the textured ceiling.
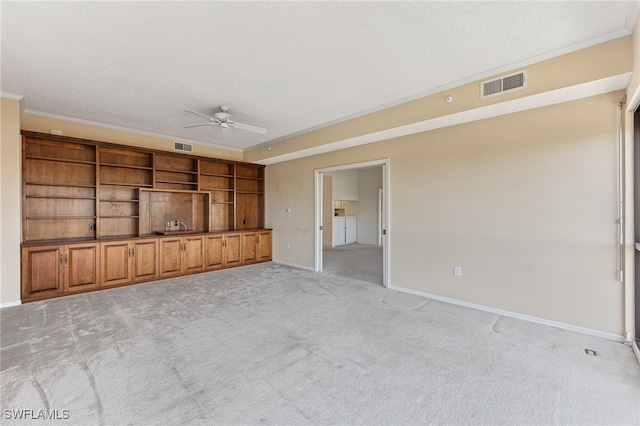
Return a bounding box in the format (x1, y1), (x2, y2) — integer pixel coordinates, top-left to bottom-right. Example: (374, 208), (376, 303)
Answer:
(1, 2), (637, 150)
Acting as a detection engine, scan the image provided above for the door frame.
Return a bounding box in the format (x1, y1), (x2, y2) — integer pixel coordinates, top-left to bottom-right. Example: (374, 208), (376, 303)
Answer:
(314, 159), (390, 287)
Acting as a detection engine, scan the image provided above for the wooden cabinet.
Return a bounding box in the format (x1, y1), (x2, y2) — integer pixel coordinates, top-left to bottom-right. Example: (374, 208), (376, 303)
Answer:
(241, 230), (272, 264)
(22, 242), (100, 301)
(205, 233), (242, 270)
(101, 239), (158, 286)
(159, 235), (204, 277)
(20, 132), (271, 303)
(333, 217), (357, 246)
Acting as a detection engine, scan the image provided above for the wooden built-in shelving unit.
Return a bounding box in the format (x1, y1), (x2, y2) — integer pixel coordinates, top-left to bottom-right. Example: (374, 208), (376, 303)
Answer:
(20, 131), (270, 303)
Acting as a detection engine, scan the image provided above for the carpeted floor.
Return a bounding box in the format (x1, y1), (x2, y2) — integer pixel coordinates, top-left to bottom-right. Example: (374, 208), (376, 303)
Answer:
(323, 243), (383, 285)
(1, 262), (638, 425)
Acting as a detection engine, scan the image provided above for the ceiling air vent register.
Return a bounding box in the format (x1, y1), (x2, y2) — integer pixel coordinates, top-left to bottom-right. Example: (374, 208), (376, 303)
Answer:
(174, 142), (193, 153)
(481, 70), (527, 99)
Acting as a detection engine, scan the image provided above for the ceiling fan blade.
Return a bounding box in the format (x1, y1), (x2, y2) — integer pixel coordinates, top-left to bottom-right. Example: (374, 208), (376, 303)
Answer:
(183, 109), (216, 120)
(182, 122), (216, 128)
(234, 122), (267, 134)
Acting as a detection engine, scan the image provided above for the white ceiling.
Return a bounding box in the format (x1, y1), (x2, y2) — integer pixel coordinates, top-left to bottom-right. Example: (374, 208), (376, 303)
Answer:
(1, 2), (637, 150)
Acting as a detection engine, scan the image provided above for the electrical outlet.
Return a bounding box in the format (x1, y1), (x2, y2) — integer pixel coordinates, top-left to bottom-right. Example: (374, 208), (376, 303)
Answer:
(89, 224), (96, 231)
(166, 221), (171, 228)
(454, 266), (462, 276)
(173, 220), (179, 227)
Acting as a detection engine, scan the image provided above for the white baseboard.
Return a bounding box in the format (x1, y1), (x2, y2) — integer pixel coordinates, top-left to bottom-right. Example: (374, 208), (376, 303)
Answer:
(388, 284), (624, 342)
(0, 300), (22, 309)
(272, 260), (315, 272)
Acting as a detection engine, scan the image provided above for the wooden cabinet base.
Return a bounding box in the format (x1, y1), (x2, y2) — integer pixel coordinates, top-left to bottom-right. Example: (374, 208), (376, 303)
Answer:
(21, 229), (271, 303)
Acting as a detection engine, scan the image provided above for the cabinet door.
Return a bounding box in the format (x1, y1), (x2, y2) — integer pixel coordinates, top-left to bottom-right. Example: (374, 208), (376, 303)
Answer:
(333, 218), (346, 246)
(345, 217), (357, 244)
(21, 245), (64, 299)
(205, 234), (224, 270)
(101, 241), (132, 286)
(225, 233), (242, 267)
(241, 232), (258, 264)
(159, 237), (183, 277)
(67, 243), (100, 292)
(132, 239), (158, 282)
(257, 230), (272, 262)
(183, 236), (204, 273)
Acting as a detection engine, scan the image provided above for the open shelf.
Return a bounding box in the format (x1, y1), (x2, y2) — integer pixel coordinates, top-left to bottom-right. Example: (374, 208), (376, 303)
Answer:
(26, 182), (96, 188)
(236, 176), (264, 181)
(26, 195), (96, 200)
(101, 182), (154, 187)
(200, 173), (234, 178)
(26, 156), (95, 165)
(27, 216), (97, 219)
(100, 162), (152, 170)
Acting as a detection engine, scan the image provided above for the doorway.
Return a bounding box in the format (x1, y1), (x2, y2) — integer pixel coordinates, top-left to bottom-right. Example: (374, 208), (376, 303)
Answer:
(314, 159), (390, 287)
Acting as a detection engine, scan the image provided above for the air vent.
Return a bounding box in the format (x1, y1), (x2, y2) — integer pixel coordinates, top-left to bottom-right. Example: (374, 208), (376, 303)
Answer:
(174, 142), (193, 153)
(481, 70), (527, 99)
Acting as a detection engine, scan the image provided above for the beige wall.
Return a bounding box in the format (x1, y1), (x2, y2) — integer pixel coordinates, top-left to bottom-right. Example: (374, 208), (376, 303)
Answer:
(322, 176), (333, 248)
(266, 92), (624, 335)
(356, 168), (382, 245)
(1, 98), (22, 305)
(21, 113), (243, 161)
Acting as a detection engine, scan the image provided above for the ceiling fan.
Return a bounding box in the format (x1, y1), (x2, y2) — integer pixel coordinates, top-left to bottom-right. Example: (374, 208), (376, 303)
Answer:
(182, 105), (267, 134)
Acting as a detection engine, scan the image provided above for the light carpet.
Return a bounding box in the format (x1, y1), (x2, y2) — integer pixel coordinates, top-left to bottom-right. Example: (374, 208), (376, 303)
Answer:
(323, 244), (383, 285)
(1, 263), (638, 425)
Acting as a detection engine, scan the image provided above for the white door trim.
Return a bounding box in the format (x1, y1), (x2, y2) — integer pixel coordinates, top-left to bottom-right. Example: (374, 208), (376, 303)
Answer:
(314, 158), (390, 287)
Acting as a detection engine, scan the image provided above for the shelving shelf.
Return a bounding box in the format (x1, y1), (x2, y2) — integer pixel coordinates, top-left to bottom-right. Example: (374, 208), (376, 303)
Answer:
(101, 216), (139, 219)
(237, 176), (264, 181)
(100, 163), (152, 170)
(100, 182), (154, 187)
(155, 180), (198, 185)
(236, 191), (264, 195)
(26, 182), (96, 188)
(200, 173), (234, 178)
(101, 199), (139, 203)
(156, 168), (198, 174)
(26, 156), (96, 165)
(26, 195), (96, 200)
(27, 216), (97, 219)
